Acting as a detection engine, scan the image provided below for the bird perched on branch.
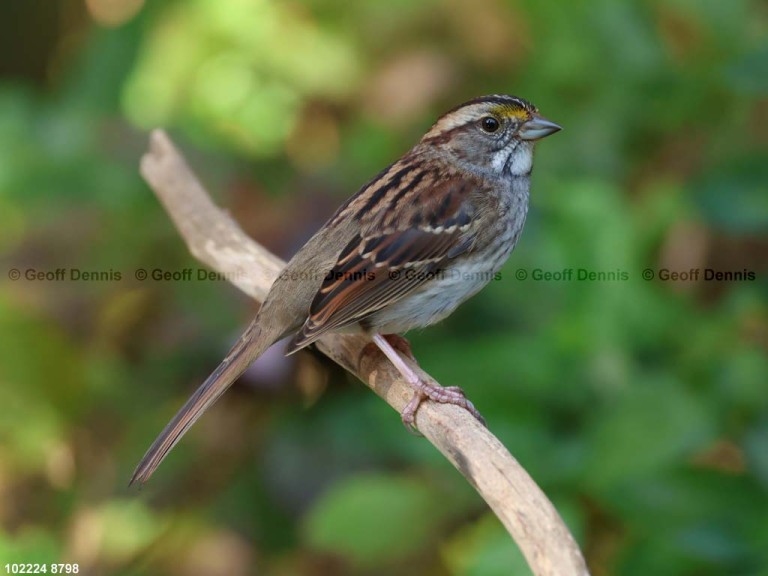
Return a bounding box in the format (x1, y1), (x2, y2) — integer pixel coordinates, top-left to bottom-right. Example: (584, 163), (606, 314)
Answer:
(131, 94), (560, 484)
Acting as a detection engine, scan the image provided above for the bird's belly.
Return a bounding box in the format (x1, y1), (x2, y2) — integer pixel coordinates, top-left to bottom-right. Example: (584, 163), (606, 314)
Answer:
(366, 244), (514, 334)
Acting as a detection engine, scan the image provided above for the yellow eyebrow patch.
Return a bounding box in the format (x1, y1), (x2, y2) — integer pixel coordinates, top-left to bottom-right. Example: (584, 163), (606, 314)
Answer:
(490, 104), (530, 121)
(422, 96), (536, 140)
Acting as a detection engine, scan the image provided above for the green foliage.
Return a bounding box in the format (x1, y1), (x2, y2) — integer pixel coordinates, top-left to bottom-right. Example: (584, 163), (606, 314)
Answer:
(304, 473), (448, 567)
(0, 0), (766, 574)
(444, 514), (530, 576)
(124, 0), (360, 155)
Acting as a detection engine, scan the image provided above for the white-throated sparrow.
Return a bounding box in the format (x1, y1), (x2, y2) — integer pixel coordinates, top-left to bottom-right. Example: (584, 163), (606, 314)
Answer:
(131, 94), (560, 484)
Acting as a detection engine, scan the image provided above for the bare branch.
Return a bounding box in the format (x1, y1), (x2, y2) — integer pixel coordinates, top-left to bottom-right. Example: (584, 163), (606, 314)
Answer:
(140, 129), (591, 576)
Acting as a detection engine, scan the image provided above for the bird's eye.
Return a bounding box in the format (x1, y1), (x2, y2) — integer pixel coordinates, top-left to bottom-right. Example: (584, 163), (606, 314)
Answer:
(480, 116), (500, 133)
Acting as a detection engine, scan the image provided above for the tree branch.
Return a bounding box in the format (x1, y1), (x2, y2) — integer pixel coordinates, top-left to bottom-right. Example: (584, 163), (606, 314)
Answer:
(140, 129), (590, 576)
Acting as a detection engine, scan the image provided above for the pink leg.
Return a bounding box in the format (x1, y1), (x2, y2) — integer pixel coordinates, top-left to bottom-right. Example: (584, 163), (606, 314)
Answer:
(382, 334), (417, 362)
(372, 333), (485, 431)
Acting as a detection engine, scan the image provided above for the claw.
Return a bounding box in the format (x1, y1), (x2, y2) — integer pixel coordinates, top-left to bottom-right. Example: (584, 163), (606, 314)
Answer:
(401, 391), (427, 435)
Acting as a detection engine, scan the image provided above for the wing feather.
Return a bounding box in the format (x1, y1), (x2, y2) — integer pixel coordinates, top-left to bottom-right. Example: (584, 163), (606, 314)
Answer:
(288, 173), (479, 351)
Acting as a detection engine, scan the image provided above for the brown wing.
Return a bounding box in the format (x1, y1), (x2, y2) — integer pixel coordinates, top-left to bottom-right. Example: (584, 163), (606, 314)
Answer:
(288, 176), (477, 351)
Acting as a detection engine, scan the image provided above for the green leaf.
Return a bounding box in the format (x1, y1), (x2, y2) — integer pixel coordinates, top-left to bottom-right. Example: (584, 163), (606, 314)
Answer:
(304, 473), (447, 567)
(96, 500), (165, 562)
(585, 381), (713, 490)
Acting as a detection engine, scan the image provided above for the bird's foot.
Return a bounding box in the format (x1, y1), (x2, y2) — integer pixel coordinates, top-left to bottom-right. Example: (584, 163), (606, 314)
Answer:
(370, 334), (485, 433)
(401, 382), (485, 433)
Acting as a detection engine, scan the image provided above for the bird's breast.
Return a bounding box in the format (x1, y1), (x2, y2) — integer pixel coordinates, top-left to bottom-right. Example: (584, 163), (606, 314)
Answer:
(366, 178), (530, 334)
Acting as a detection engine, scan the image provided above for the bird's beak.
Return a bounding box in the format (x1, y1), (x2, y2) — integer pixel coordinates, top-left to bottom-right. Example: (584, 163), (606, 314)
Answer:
(518, 114), (562, 141)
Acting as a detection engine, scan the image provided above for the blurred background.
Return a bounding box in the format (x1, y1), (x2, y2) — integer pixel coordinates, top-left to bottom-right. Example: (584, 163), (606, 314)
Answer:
(1, 0), (767, 575)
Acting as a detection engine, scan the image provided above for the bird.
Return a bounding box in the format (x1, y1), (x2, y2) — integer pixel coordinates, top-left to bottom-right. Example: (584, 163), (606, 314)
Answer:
(131, 94), (560, 484)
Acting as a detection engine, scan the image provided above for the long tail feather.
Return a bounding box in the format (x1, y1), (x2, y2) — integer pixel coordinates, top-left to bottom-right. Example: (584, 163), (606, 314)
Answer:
(130, 322), (269, 485)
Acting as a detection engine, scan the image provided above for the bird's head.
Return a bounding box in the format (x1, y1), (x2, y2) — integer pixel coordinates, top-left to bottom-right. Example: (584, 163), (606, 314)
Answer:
(422, 94), (561, 177)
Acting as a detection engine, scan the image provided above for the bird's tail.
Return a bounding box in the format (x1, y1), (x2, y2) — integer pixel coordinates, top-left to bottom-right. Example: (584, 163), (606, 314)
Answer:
(130, 320), (272, 485)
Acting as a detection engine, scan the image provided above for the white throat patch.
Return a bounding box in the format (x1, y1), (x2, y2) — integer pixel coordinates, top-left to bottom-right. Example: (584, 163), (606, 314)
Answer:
(493, 142), (533, 176)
